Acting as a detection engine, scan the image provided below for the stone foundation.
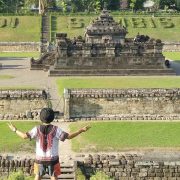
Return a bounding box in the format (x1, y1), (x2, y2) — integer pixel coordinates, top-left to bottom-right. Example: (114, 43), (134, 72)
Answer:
(64, 88), (180, 121)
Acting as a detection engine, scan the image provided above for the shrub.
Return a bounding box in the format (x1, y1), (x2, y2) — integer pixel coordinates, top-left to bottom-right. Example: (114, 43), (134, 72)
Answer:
(159, 18), (175, 28)
(131, 18), (146, 28)
(76, 168), (86, 180)
(7, 171), (34, 180)
(149, 18), (156, 28)
(90, 171), (113, 180)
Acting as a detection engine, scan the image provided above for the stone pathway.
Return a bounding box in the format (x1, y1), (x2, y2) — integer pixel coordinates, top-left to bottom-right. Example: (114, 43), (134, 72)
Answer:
(169, 60), (180, 75)
(0, 57), (74, 161)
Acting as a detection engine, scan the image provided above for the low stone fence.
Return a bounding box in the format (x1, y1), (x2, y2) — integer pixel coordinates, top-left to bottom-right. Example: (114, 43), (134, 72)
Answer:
(0, 89), (49, 120)
(0, 42), (179, 52)
(64, 88), (180, 121)
(79, 154), (180, 179)
(163, 42), (180, 52)
(0, 156), (34, 177)
(0, 42), (40, 52)
(2, 154), (180, 179)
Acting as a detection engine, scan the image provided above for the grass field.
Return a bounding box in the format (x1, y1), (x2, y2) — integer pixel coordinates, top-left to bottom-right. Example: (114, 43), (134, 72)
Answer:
(0, 75), (14, 79)
(0, 86), (38, 90)
(0, 52), (40, 58)
(0, 16), (41, 42)
(163, 52), (180, 60)
(70, 122), (180, 152)
(0, 15), (179, 42)
(56, 15), (180, 41)
(57, 76), (180, 95)
(0, 122), (39, 152)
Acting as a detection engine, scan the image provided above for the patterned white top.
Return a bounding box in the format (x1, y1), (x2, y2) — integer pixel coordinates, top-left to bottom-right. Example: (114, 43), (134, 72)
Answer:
(26, 125), (69, 162)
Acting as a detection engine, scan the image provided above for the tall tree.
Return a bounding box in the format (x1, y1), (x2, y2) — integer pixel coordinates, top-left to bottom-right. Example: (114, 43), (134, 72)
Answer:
(159, 0), (176, 9)
(175, 0), (180, 9)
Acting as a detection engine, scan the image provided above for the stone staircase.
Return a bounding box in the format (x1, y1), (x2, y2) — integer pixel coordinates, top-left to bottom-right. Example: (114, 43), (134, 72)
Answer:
(42, 162), (76, 180)
(41, 15), (50, 53)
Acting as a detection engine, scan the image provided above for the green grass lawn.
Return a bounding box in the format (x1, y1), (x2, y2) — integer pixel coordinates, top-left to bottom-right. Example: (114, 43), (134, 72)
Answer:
(0, 52), (40, 58)
(0, 87), (38, 90)
(0, 16), (41, 42)
(0, 15), (179, 42)
(0, 122), (39, 152)
(56, 15), (180, 41)
(70, 122), (180, 152)
(163, 52), (180, 61)
(57, 77), (180, 95)
(0, 75), (14, 79)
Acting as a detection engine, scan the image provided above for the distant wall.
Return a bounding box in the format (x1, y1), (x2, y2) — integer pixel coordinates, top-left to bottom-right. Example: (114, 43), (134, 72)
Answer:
(163, 42), (180, 52)
(0, 42), (40, 52)
(0, 90), (48, 120)
(64, 88), (180, 120)
(0, 42), (179, 52)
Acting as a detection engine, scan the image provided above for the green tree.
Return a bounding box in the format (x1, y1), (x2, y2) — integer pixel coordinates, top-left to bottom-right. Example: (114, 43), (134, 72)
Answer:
(159, 0), (176, 9)
(56, 0), (67, 13)
(0, 0), (24, 13)
(175, 0), (180, 10)
(130, 0), (136, 11)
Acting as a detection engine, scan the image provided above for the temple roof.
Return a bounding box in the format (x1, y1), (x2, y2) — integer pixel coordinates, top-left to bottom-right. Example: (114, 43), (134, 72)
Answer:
(85, 9), (127, 36)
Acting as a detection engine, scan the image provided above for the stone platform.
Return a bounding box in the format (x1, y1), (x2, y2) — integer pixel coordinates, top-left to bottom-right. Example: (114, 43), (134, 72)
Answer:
(48, 68), (176, 76)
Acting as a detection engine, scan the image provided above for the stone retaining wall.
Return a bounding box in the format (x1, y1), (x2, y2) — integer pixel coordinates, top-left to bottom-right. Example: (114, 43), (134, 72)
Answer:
(163, 42), (180, 52)
(64, 88), (180, 120)
(0, 90), (48, 120)
(0, 42), (40, 52)
(2, 154), (180, 179)
(0, 156), (34, 177)
(0, 42), (179, 53)
(79, 154), (180, 179)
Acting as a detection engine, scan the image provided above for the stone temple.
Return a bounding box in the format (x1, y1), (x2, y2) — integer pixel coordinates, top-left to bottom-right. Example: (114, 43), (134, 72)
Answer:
(31, 9), (175, 76)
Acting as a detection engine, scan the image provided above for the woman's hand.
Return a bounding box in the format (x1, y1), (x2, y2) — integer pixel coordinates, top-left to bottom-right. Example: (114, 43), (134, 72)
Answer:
(79, 125), (91, 133)
(7, 122), (17, 132)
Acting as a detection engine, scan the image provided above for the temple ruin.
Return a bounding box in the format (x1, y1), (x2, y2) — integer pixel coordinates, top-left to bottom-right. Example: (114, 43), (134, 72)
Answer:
(31, 9), (175, 76)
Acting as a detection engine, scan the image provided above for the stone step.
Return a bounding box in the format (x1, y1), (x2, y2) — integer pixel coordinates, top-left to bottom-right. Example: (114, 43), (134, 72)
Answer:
(42, 173), (75, 179)
(48, 68), (176, 76)
(41, 163), (75, 180)
(61, 167), (74, 173)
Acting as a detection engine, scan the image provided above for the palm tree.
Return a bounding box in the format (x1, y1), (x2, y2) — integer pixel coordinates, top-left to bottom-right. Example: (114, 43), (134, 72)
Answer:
(39, 0), (46, 14)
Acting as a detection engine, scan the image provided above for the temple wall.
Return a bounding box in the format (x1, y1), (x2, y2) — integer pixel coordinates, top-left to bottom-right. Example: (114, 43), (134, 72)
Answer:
(57, 56), (165, 69)
(64, 88), (180, 120)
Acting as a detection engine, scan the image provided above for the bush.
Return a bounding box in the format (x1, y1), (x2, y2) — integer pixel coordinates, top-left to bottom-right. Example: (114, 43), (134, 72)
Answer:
(90, 171), (113, 180)
(76, 168), (86, 180)
(7, 171), (34, 180)
(131, 18), (146, 28)
(159, 18), (174, 28)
